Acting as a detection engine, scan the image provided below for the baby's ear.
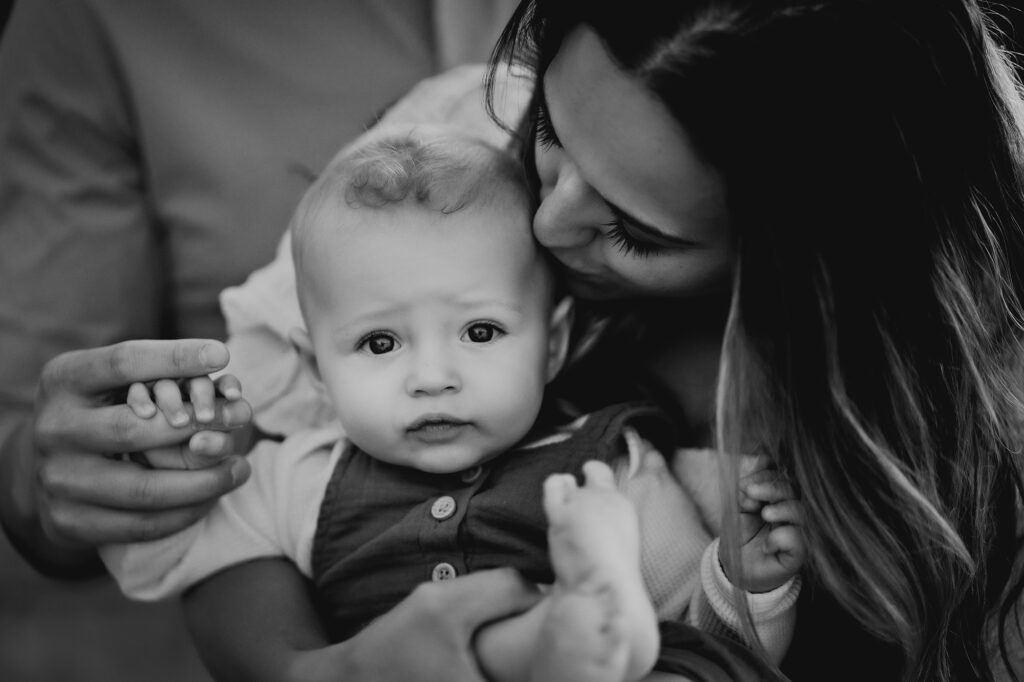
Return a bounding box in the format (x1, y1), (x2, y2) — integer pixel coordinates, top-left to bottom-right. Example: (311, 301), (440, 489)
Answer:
(545, 297), (574, 383)
(288, 327), (322, 384)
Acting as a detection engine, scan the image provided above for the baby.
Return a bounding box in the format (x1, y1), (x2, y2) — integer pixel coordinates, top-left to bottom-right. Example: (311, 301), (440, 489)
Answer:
(104, 125), (803, 682)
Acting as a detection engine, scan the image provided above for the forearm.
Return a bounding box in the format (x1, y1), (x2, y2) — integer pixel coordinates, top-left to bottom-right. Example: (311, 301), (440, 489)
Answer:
(183, 558), (334, 682)
(0, 413), (102, 577)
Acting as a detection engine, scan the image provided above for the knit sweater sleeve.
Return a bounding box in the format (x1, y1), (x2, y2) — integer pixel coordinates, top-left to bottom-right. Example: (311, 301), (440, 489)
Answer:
(687, 538), (801, 665)
(614, 428), (711, 621)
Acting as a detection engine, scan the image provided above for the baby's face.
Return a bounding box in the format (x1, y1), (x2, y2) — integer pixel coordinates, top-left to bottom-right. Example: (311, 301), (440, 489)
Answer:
(304, 201), (560, 473)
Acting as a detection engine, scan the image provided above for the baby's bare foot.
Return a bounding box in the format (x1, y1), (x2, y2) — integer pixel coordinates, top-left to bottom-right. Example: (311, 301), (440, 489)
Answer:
(530, 586), (629, 682)
(537, 461), (659, 682)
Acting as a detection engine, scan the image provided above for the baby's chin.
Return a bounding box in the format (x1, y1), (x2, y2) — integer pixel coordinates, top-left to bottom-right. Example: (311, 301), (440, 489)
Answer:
(371, 442), (509, 476)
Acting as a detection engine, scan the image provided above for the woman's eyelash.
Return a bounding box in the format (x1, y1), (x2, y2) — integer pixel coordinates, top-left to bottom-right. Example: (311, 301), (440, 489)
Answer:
(605, 219), (660, 258)
(534, 105), (560, 150)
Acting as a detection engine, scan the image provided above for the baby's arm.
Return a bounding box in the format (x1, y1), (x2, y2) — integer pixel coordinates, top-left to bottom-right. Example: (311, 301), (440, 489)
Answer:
(689, 459), (805, 663)
(729, 462), (806, 593)
(99, 428), (340, 601)
(125, 373), (250, 470)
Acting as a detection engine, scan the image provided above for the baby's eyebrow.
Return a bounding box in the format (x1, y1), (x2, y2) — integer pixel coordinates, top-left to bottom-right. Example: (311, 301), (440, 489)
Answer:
(455, 298), (526, 316)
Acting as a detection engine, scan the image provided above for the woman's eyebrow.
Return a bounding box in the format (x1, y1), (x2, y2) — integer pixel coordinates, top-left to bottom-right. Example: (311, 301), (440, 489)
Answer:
(604, 200), (700, 247)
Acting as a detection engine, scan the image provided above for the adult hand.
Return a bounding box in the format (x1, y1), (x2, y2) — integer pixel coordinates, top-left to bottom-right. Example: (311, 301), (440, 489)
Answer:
(0, 339), (252, 574)
(185, 559), (542, 682)
(315, 568), (543, 682)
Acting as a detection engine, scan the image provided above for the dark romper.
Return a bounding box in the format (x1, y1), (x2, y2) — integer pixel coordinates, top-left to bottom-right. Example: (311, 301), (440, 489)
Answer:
(309, 402), (670, 642)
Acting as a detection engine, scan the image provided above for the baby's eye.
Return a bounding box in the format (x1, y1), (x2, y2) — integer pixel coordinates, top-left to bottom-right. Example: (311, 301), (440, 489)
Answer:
(359, 333), (399, 355)
(462, 323), (504, 344)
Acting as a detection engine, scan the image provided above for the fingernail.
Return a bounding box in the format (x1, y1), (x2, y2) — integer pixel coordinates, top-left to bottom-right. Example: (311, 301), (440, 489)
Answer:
(224, 387), (241, 400)
(229, 458), (249, 485)
(138, 404), (157, 418)
(200, 343), (228, 370)
(196, 408), (215, 423)
(171, 412), (190, 427)
(191, 432), (215, 450)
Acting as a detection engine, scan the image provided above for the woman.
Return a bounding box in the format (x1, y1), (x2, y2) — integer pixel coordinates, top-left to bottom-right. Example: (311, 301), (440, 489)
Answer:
(13, 0), (1024, 679)
(481, 1), (1023, 679)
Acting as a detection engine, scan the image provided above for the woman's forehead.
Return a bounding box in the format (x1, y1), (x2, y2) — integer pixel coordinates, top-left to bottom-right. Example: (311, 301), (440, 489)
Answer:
(543, 26), (728, 244)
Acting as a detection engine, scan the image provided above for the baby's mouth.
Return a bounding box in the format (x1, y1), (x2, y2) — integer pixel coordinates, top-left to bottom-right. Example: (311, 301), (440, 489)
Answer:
(406, 415), (470, 435)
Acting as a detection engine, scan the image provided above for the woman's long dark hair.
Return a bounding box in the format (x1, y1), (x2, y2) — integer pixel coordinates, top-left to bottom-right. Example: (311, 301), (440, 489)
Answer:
(488, 1), (1024, 680)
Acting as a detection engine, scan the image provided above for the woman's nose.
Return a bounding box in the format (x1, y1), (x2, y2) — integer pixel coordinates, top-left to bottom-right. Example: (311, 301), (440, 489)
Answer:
(532, 163), (606, 250)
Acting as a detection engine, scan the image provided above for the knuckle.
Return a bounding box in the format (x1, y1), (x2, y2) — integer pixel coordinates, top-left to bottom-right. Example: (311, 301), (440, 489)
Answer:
(171, 342), (193, 374)
(408, 582), (444, 614)
(46, 504), (82, 541)
(37, 460), (70, 497)
(108, 342), (138, 384)
(127, 474), (160, 507)
(33, 411), (61, 450)
(109, 410), (141, 451)
(37, 354), (67, 394)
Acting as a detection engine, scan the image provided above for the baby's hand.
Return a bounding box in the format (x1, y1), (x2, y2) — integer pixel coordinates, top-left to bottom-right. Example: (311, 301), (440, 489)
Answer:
(726, 458), (806, 593)
(126, 375), (250, 470)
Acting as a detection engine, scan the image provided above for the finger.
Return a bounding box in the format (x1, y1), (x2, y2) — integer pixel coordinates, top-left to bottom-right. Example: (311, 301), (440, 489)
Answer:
(42, 497), (219, 546)
(764, 525), (804, 556)
(153, 379), (190, 427)
(50, 339), (229, 393)
(188, 377), (217, 424)
(186, 431), (236, 469)
(219, 398), (253, 430)
(738, 492), (764, 514)
(428, 567), (542, 629)
(126, 382), (157, 419)
(39, 451), (250, 511)
(543, 473), (576, 524)
(744, 478), (796, 505)
(581, 460), (616, 489)
(52, 402), (250, 453)
(762, 500), (804, 526)
(214, 374), (243, 401)
(136, 445), (189, 470)
(736, 452), (771, 478)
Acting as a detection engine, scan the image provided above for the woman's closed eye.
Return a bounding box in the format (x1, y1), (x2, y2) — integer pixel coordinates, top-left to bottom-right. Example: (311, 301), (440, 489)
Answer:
(534, 101), (561, 151)
(605, 217), (661, 258)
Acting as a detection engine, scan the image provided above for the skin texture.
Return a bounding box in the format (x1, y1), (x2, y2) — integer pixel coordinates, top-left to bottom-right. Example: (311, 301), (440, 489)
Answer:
(533, 27), (734, 301)
(0, 339), (251, 572)
(298, 199), (569, 474)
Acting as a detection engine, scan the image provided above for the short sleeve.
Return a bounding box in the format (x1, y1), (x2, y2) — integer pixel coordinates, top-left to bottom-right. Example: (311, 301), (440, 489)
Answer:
(101, 427), (344, 600)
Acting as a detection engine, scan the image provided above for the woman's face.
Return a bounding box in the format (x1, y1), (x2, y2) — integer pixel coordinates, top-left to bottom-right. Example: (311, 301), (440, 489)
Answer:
(532, 26), (734, 300)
